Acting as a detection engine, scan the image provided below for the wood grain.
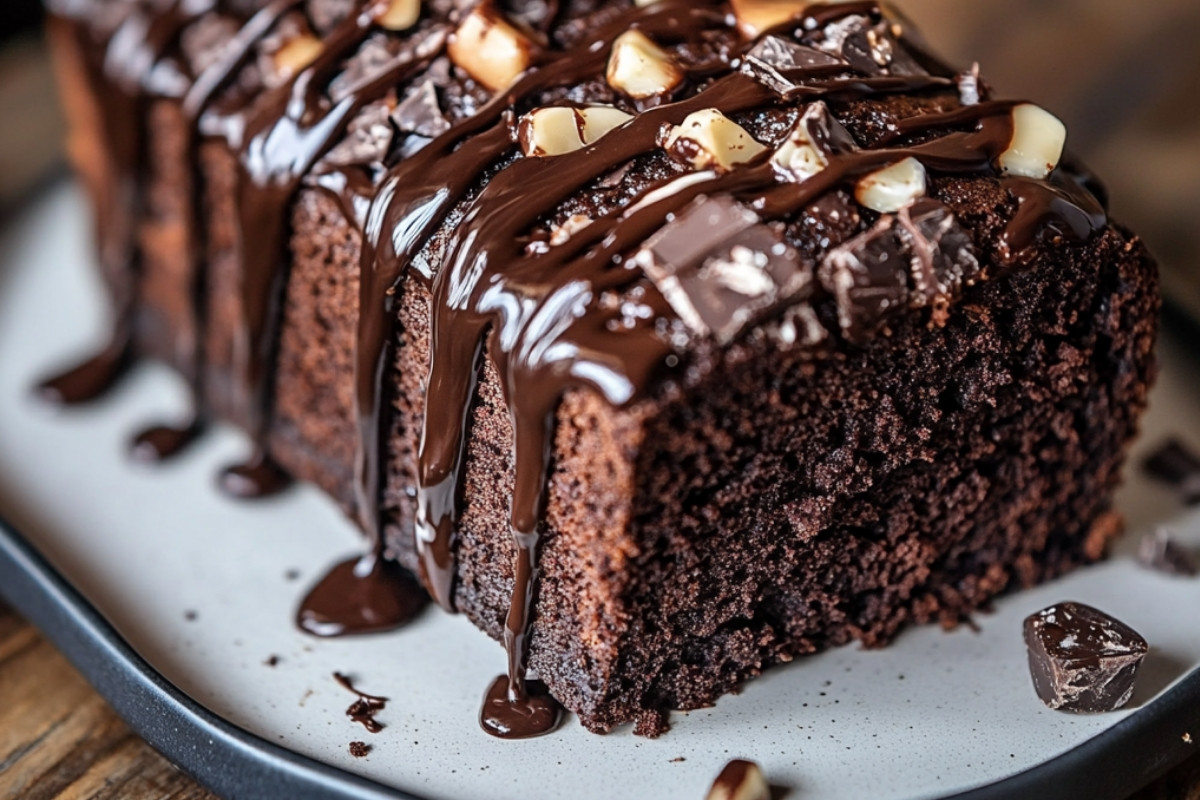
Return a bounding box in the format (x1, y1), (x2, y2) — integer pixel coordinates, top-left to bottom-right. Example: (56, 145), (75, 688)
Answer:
(0, 602), (217, 800)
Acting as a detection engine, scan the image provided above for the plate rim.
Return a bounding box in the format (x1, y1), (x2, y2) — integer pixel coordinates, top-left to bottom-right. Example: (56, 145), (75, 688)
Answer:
(3, 516), (1199, 800)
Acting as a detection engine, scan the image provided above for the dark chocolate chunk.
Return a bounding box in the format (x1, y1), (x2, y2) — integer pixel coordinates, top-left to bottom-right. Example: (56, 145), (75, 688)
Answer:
(741, 35), (846, 96)
(348, 740), (371, 758)
(819, 216), (910, 342)
(637, 195), (812, 344)
(1023, 602), (1148, 713)
(897, 199), (981, 309)
(1143, 439), (1200, 503)
(322, 101), (395, 168)
(820, 201), (979, 340)
(306, 0), (355, 35)
(392, 79), (451, 138)
(815, 14), (925, 78)
(1137, 528), (1197, 577)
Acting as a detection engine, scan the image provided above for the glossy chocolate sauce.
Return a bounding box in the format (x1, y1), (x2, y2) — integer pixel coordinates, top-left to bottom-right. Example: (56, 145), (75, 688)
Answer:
(298, 553), (427, 636)
(46, 0), (1110, 740)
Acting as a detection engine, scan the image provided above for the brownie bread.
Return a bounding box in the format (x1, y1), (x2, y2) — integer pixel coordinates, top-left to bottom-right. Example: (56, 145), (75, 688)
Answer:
(42, 0), (1158, 737)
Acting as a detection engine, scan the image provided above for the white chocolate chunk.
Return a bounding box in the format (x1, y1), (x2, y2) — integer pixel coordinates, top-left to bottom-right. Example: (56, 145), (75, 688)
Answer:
(374, 0), (421, 31)
(706, 760), (771, 800)
(663, 108), (767, 172)
(998, 103), (1067, 179)
(517, 105), (632, 157)
(606, 30), (683, 99)
(771, 108), (830, 181)
(855, 157), (927, 213)
(272, 34), (323, 80)
(448, 7), (533, 92)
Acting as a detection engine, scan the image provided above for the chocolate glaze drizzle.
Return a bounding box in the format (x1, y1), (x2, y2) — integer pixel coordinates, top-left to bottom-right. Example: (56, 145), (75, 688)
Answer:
(46, 0), (1109, 739)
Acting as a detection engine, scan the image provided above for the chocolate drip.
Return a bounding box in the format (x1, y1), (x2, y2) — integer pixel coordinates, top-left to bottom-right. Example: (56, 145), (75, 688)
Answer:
(130, 420), (207, 463)
(38, 2), (201, 405)
(480, 674), (563, 739)
(213, 1), (438, 498)
(298, 553), (428, 636)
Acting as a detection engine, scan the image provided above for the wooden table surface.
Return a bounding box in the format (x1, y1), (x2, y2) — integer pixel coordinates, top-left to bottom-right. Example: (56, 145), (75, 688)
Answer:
(0, 594), (1197, 799)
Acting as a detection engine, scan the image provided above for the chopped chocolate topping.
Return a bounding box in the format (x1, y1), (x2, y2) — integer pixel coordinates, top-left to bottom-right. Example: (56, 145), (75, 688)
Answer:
(322, 101), (396, 169)
(348, 740), (371, 758)
(1137, 528), (1197, 577)
(741, 36), (846, 96)
(1023, 602), (1148, 713)
(392, 78), (451, 138)
(821, 200), (979, 340)
(819, 216), (910, 342)
(637, 195), (811, 344)
(896, 199), (981, 310)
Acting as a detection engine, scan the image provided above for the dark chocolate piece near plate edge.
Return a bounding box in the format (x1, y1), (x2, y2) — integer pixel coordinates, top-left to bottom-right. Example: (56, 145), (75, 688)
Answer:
(41, 0), (1157, 736)
(1024, 603), (1149, 714)
(1136, 529), (1198, 577)
(1142, 439), (1200, 504)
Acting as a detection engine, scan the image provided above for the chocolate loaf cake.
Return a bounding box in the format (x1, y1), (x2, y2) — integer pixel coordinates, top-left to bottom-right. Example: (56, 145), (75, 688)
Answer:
(42, 0), (1158, 737)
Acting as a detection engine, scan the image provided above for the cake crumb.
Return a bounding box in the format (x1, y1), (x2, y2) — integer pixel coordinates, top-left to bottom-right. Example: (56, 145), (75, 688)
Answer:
(633, 708), (669, 738)
(349, 741), (371, 758)
(669, 756), (686, 763)
(264, 655), (281, 667)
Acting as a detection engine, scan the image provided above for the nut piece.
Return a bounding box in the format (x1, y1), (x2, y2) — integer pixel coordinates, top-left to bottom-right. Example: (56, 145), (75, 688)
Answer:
(606, 30), (684, 100)
(855, 157), (927, 213)
(706, 759), (771, 800)
(517, 105), (632, 157)
(448, 6), (533, 92)
(998, 103), (1067, 179)
(729, 0), (806, 38)
(663, 109), (766, 172)
(772, 107), (833, 181)
(272, 34), (323, 80)
(374, 0), (421, 31)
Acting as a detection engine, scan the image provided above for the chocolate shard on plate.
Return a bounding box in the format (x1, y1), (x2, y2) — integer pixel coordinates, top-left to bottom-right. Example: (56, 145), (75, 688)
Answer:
(1142, 438), (1200, 503)
(741, 35), (846, 96)
(1023, 602), (1149, 713)
(636, 195), (812, 345)
(1136, 528), (1197, 577)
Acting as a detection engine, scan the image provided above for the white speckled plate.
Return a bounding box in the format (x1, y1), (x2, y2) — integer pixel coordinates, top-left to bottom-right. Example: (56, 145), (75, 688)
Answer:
(2, 183), (1199, 800)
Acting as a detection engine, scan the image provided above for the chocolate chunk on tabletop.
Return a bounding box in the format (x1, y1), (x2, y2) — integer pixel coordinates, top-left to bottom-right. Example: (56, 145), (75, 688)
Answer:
(635, 195), (814, 345)
(1023, 603), (1148, 713)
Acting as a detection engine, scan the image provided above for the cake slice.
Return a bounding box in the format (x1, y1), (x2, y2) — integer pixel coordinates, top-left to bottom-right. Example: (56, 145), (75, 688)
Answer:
(44, 0), (1158, 736)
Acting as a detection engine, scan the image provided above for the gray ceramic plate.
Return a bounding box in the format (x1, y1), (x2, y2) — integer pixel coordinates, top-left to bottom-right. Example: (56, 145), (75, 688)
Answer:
(2, 183), (1200, 800)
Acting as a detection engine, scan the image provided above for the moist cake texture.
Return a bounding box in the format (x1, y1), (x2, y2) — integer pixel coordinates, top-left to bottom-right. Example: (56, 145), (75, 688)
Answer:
(42, 0), (1158, 736)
